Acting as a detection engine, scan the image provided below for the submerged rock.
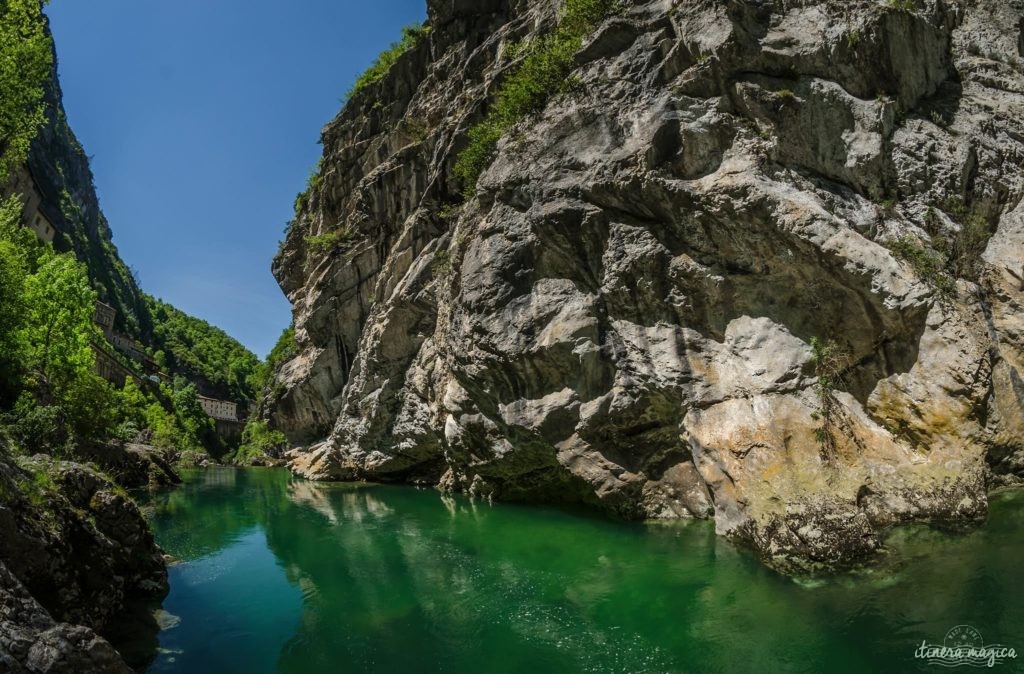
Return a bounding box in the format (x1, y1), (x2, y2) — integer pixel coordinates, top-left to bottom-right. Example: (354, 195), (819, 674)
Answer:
(266, 0), (1024, 572)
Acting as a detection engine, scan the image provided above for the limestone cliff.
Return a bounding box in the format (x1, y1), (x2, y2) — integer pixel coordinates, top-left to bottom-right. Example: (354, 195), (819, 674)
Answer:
(267, 0), (1024, 572)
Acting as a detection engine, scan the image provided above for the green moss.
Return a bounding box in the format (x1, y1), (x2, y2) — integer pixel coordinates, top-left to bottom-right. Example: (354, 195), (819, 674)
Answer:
(453, 0), (619, 197)
(347, 24), (430, 101)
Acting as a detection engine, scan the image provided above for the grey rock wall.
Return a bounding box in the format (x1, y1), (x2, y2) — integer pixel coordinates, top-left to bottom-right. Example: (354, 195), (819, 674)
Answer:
(269, 0), (1024, 571)
(0, 451), (166, 671)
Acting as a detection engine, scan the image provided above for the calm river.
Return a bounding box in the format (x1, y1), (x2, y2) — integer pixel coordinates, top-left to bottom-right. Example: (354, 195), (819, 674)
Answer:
(134, 467), (1023, 673)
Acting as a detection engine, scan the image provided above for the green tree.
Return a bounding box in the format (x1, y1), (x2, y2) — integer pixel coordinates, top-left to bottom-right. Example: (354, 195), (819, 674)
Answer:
(0, 194), (45, 270)
(144, 399), (182, 450)
(22, 253), (99, 398)
(146, 295), (260, 402)
(0, 0), (53, 181)
(0, 242), (26, 405)
(113, 377), (149, 439)
(20, 252), (119, 441)
(0, 198), (120, 445)
(172, 383), (214, 448)
(0, 202), (28, 404)
(235, 420), (287, 464)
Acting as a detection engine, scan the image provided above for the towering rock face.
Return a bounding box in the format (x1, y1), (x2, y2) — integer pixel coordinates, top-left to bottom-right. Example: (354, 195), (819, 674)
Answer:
(269, 0), (1024, 571)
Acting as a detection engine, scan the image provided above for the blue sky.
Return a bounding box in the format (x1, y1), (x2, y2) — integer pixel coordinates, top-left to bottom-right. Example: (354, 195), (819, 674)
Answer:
(46, 0), (426, 358)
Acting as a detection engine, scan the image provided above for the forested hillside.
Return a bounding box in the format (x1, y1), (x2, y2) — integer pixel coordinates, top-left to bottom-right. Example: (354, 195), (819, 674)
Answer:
(147, 296), (261, 403)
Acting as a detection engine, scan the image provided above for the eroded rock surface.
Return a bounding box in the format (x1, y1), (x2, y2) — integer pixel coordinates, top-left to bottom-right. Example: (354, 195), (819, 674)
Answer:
(0, 449), (167, 670)
(268, 0), (1024, 572)
(0, 563), (131, 674)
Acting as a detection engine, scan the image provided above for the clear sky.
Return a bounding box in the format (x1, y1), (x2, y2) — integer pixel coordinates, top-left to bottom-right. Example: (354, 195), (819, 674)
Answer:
(45, 0), (427, 358)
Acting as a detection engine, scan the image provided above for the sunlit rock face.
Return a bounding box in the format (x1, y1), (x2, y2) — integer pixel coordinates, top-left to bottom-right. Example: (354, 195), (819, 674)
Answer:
(267, 0), (1024, 572)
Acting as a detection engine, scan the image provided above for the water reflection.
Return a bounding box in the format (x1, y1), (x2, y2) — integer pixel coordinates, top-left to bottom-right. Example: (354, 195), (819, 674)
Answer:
(138, 469), (1024, 674)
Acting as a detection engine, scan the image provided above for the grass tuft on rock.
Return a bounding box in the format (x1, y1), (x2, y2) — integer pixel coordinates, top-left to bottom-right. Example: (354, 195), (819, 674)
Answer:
(809, 337), (852, 464)
(347, 24), (430, 101)
(885, 201), (993, 298)
(887, 237), (956, 297)
(304, 225), (357, 254)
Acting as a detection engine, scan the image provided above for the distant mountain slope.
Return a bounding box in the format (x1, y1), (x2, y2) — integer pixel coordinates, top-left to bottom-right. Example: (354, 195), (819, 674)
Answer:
(147, 295), (260, 404)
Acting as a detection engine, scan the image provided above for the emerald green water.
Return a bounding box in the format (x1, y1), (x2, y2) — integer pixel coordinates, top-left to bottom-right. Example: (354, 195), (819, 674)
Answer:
(136, 468), (1023, 673)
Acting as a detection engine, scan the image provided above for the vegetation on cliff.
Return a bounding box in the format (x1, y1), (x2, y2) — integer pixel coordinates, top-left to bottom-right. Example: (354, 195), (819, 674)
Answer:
(0, 196), (216, 459)
(233, 326), (296, 464)
(885, 199), (994, 298)
(29, 61), (152, 337)
(0, 0), (51, 181)
(304, 226), (357, 254)
(249, 325), (297, 394)
(3, 2), (257, 411)
(454, 0), (618, 194)
(346, 24), (430, 100)
(0, 186), (114, 448)
(232, 420), (287, 465)
(1, 0), (255, 469)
